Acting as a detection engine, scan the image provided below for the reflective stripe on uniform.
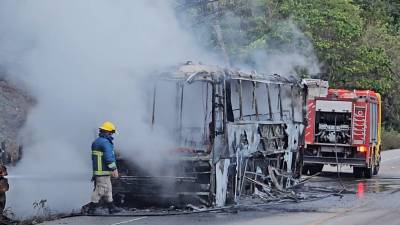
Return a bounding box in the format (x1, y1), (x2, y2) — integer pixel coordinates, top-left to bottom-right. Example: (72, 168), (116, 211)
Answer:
(93, 170), (112, 176)
(92, 150), (106, 175)
(92, 150), (103, 156)
(92, 151), (103, 173)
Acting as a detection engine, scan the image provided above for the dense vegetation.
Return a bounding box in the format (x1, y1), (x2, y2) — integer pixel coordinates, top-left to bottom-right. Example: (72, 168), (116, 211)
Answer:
(178, 0), (400, 141)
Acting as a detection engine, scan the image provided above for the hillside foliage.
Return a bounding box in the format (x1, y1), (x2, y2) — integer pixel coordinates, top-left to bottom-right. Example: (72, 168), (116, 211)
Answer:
(178, 0), (400, 130)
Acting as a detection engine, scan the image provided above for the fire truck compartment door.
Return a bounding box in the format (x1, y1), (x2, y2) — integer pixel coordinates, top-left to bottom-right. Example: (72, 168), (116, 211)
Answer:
(315, 100), (352, 112)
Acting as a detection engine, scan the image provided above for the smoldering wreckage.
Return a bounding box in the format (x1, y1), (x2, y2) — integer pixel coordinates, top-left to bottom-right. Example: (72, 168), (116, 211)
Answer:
(113, 62), (307, 209)
(108, 62), (343, 213)
(1, 62), (348, 221)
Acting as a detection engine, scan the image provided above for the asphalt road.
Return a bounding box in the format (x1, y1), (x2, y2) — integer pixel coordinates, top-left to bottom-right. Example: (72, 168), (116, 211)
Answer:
(41, 149), (400, 225)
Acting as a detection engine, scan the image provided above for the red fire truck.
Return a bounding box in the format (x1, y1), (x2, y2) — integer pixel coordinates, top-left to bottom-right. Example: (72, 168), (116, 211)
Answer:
(303, 80), (382, 178)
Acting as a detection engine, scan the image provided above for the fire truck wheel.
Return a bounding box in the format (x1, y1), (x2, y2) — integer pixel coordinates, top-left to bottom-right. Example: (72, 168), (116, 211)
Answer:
(373, 155), (381, 175)
(353, 167), (364, 178)
(364, 167), (372, 179)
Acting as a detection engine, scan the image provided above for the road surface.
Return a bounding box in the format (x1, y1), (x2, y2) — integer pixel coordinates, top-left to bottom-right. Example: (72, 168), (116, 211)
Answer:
(41, 149), (400, 225)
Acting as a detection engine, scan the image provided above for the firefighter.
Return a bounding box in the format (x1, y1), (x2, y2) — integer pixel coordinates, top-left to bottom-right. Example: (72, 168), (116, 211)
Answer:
(82, 121), (121, 214)
(0, 165), (8, 214)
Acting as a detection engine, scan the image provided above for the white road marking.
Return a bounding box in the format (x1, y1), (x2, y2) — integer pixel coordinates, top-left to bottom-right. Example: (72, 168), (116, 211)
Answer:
(109, 216), (147, 225)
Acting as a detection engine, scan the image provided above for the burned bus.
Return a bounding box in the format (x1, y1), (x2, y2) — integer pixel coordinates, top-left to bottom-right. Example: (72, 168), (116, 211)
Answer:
(112, 62), (308, 207)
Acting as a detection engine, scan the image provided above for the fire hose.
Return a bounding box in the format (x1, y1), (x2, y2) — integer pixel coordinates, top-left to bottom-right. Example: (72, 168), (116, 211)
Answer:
(334, 113), (347, 192)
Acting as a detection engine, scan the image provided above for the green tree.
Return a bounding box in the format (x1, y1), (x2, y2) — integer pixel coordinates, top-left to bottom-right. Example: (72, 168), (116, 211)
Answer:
(178, 0), (400, 129)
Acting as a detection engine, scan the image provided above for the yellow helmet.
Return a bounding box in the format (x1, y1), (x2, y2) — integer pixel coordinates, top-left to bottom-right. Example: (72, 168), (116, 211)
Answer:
(99, 121), (116, 133)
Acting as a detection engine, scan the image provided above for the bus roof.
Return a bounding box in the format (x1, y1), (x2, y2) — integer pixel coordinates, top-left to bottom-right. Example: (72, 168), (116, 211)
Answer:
(158, 62), (301, 85)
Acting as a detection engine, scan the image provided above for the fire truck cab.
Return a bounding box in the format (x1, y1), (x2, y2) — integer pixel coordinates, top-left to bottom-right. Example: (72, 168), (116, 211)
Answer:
(303, 79), (381, 178)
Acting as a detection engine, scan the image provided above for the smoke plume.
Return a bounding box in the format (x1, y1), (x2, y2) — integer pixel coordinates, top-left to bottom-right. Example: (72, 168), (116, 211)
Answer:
(0, 0), (321, 219)
(0, 0), (208, 218)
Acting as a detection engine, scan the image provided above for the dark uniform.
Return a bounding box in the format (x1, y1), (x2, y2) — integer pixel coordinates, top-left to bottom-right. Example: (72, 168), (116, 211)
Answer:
(90, 132), (117, 203)
(82, 121), (121, 214)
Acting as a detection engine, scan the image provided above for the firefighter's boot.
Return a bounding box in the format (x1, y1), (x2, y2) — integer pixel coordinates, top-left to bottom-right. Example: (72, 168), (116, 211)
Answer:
(107, 202), (122, 214)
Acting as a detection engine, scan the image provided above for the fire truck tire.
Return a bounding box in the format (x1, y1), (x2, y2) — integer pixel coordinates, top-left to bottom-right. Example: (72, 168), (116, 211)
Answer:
(364, 167), (372, 179)
(353, 167), (364, 178)
(373, 155), (381, 175)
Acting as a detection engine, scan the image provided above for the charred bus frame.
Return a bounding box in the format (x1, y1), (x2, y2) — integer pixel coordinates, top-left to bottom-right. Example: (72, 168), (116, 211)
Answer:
(112, 63), (308, 207)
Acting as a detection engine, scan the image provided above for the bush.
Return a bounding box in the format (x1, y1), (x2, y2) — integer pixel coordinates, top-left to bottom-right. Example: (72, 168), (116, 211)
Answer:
(381, 129), (400, 150)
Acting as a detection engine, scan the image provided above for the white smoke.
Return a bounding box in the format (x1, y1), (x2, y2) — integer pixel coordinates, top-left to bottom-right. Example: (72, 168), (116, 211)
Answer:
(188, 2), (320, 76)
(0, 0), (210, 218)
(0, 0), (321, 219)
(250, 20), (320, 76)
